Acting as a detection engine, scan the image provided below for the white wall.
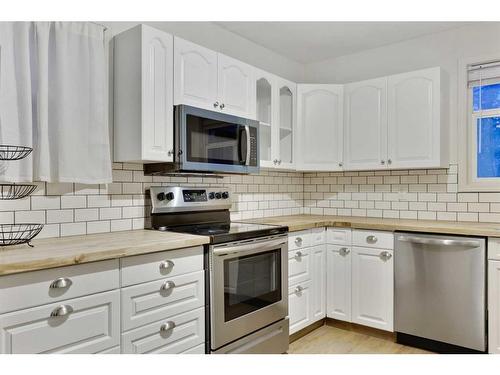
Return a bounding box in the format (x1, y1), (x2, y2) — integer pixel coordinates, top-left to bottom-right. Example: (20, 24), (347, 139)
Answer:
(303, 22), (500, 164)
(101, 21), (305, 82)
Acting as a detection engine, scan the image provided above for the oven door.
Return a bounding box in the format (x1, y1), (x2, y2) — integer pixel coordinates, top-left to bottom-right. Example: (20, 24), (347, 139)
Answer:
(176, 105), (259, 174)
(209, 235), (288, 350)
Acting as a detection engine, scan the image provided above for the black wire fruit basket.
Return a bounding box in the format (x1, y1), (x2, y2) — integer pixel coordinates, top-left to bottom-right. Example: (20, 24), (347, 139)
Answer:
(0, 224), (44, 247)
(0, 145), (33, 161)
(0, 184), (37, 200)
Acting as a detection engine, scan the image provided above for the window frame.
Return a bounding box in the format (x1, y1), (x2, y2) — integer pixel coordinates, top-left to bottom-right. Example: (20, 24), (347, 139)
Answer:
(458, 53), (500, 192)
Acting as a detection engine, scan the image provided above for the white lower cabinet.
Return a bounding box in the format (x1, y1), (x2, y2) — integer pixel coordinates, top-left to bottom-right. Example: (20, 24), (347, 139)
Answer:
(489, 260), (500, 354)
(326, 244), (352, 322)
(121, 307), (205, 354)
(311, 245), (326, 321)
(351, 246), (394, 331)
(0, 290), (120, 354)
(288, 280), (312, 334)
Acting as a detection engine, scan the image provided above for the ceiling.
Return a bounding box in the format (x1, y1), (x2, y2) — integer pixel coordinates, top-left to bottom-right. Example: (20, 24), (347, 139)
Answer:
(215, 22), (471, 64)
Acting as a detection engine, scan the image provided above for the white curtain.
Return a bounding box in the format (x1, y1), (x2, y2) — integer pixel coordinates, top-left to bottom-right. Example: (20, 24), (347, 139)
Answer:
(0, 22), (112, 184)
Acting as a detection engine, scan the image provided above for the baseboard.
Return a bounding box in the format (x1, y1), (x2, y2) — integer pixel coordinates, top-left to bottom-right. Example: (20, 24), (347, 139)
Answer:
(289, 320), (325, 343)
(325, 318), (396, 342)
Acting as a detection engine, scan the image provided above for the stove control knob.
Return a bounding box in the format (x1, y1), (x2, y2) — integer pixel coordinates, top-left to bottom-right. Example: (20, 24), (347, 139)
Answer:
(166, 192), (174, 201)
(208, 192), (215, 200)
(222, 191), (229, 199)
(215, 192), (222, 199)
(157, 192), (166, 201)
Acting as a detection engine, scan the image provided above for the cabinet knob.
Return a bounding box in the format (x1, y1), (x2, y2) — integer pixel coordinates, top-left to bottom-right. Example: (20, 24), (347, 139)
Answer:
(160, 321), (176, 333)
(213, 101), (219, 108)
(339, 162), (343, 167)
(160, 280), (176, 291)
(295, 237), (302, 245)
(50, 304), (73, 318)
(167, 150), (174, 157)
(295, 285), (303, 293)
(278, 159), (282, 165)
(381, 160), (385, 165)
(295, 251), (303, 258)
(339, 247), (350, 256)
(273, 159), (278, 165)
(387, 159), (392, 165)
(366, 235), (378, 244)
(159, 260), (175, 270)
(49, 277), (72, 289)
(380, 251), (392, 261)
(220, 103), (225, 110)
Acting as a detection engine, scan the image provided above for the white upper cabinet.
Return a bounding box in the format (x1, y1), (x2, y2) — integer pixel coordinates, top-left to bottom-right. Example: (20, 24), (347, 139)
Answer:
(173, 37), (255, 119)
(114, 25), (174, 163)
(173, 37), (218, 111)
(277, 78), (296, 170)
(217, 53), (255, 118)
(255, 70), (277, 168)
(297, 85), (343, 171)
(344, 78), (388, 170)
(387, 67), (446, 169)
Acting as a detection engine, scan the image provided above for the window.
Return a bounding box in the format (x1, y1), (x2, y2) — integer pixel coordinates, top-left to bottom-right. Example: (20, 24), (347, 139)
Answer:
(459, 57), (500, 191)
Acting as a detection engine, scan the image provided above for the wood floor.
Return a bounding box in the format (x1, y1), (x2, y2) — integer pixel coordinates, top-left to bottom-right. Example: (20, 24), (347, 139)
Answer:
(288, 325), (433, 354)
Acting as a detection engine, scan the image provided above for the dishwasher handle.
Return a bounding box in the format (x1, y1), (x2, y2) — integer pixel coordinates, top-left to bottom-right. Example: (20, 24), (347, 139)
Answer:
(397, 235), (482, 248)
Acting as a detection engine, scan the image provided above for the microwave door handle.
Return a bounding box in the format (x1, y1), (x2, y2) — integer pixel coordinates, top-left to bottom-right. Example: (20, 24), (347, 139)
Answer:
(244, 125), (251, 166)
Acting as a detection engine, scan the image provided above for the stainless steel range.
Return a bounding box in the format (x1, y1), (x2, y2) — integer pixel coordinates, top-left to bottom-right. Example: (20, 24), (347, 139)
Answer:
(148, 186), (289, 354)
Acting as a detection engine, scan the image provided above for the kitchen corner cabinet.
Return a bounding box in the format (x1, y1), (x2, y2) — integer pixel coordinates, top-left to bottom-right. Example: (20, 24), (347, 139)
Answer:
(256, 71), (296, 170)
(174, 37), (255, 119)
(114, 24), (174, 163)
(387, 67), (446, 169)
(344, 78), (388, 170)
(297, 84), (343, 171)
(489, 260), (500, 354)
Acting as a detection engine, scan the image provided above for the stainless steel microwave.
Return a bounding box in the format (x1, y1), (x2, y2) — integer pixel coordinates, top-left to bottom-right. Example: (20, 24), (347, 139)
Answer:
(145, 105), (259, 175)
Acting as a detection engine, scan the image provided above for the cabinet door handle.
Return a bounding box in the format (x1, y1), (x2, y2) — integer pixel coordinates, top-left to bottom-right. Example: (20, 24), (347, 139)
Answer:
(213, 101), (219, 108)
(167, 150), (174, 157)
(50, 304), (73, 317)
(160, 321), (176, 332)
(295, 251), (303, 258)
(159, 260), (175, 270)
(339, 247), (350, 256)
(49, 277), (72, 289)
(294, 285), (303, 293)
(338, 162), (343, 167)
(273, 159), (278, 165)
(380, 160), (385, 165)
(220, 103), (225, 109)
(380, 251), (392, 261)
(160, 280), (176, 291)
(278, 159), (282, 165)
(294, 237), (302, 245)
(366, 235), (378, 244)
(387, 159), (392, 165)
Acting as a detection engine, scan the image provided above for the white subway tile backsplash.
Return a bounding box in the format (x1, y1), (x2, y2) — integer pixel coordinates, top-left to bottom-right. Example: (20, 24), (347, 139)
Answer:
(31, 196), (59, 210)
(46, 209), (73, 224)
(61, 195), (87, 209)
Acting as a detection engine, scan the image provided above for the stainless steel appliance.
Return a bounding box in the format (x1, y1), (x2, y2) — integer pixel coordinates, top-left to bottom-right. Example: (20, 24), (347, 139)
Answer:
(145, 105), (259, 175)
(394, 232), (487, 353)
(148, 186), (289, 354)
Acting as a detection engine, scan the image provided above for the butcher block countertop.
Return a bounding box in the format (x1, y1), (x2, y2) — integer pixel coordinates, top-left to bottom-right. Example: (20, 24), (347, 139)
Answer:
(0, 230), (209, 276)
(244, 214), (500, 237)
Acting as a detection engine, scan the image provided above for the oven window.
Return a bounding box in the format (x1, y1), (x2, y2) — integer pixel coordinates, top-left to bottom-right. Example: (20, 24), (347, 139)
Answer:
(223, 249), (281, 322)
(186, 114), (244, 165)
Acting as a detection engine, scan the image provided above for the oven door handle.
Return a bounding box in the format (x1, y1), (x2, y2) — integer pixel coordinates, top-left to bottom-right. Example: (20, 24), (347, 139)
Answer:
(212, 237), (286, 257)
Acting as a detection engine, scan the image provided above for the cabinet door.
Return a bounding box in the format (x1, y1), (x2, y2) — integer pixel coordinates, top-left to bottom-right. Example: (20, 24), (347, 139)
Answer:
(217, 53), (255, 119)
(141, 26), (174, 162)
(275, 78), (296, 170)
(255, 70), (278, 168)
(326, 244), (352, 322)
(387, 67), (442, 169)
(288, 280), (312, 335)
(489, 260), (500, 354)
(173, 37), (218, 111)
(0, 290), (120, 354)
(351, 246), (393, 331)
(297, 84), (343, 171)
(344, 78), (388, 170)
(311, 245), (326, 322)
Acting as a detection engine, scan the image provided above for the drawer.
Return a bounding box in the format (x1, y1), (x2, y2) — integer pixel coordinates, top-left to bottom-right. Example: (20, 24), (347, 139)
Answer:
(288, 247), (311, 286)
(352, 230), (394, 250)
(327, 228), (352, 245)
(121, 270), (204, 331)
(0, 290), (120, 354)
(288, 280), (311, 335)
(489, 238), (500, 260)
(120, 246), (203, 287)
(121, 307), (205, 354)
(288, 230), (311, 251)
(0, 260), (119, 314)
(310, 228), (326, 246)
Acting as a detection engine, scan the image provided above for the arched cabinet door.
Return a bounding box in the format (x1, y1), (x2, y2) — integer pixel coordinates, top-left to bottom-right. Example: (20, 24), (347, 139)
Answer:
(297, 84), (343, 171)
(277, 79), (296, 170)
(217, 53), (255, 119)
(387, 67), (443, 169)
(173, 37), (219, 111)
(344, 78), (388, 170)
(255, 71), (277, 168)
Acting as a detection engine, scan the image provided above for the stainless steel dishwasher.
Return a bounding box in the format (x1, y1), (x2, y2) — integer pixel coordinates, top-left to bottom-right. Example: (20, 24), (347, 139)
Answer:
(394, 232), (486, 353)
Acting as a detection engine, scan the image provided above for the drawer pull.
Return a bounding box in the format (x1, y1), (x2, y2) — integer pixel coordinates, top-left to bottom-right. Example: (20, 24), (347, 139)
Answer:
(294, 285), (303, 293)
(294, 237), (303, 245)
(159, 260), (175, 270)
(366, 235), (378, 244)
(379, 251), (392, 261)
(49, 277), (72, 289)
(339, 247), (350, 256)
(295, 251), (303, 258)
(160, 321), (176, 332)
(50, 304), (73, 317)
(160, 280), (176, 291)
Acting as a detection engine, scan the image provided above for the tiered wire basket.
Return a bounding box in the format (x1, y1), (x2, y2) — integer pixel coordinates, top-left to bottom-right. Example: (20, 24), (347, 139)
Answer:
(0, 145), (43, 248)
